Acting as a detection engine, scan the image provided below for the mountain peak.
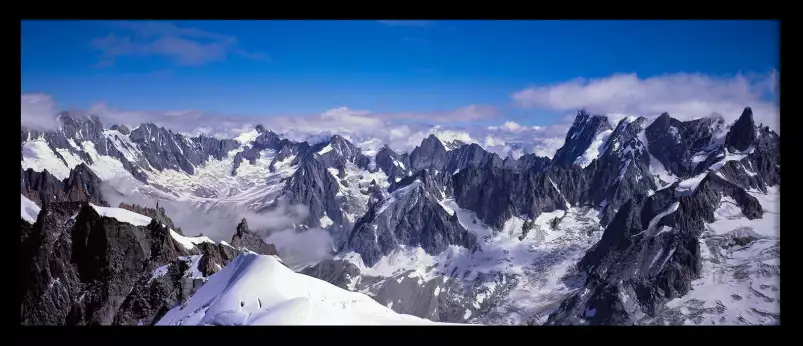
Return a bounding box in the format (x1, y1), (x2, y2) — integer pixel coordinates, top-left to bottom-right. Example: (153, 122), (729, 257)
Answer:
(648, 112), (678, 131)
(739, 106), (754, 123)
(552, 110), (613, 167)
(330, 134), (349, 145)
(725, 106), (757, 152)
(408, 134), (449, 172)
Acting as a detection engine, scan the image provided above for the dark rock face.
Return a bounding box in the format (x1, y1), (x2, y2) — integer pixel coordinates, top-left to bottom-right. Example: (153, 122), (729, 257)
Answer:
(315, 135), (369, 171)
(409, 135), (449, 172)
(21, 164), (108, 207)
(300, 259), (362, 290)
(279, 139), (311, 164)
(444, 143), (504, 174)
(345, 179), (477, 267)
(376, 145), (411, 183)
(111, 257), (189, 326)
(197, 219), (280, 277)
(19, 202), (282, 325)
(21, 218), (34, 244)
(192, 135), (241, 161)
(195, 218), (281, 278)
(20, 202), (87, 326)
(452, 163), (594, 231)
(364, 179), (386, 206)
(19, 203), (192, 325)
(450, 111), (757, 230)
(546, 118), (779, 325)
(389, 169), (453, 201)
(276, 157), (344, 228)
(601, 117), (647, 159)
(725, 107), (757, 152)
(586, 117), (657, 224)
(230, 218), (279, 257)
(451, 166), (518, 231)
(128, 124), (239, 175)
(196, 242), (228, 277)
(448, 113), (654, 231)
(645, 113), (728, 177)
(405, 136), (506, 178)
(118, 202), (180, 233)
(512, 154), (552, 173)
(552, 110), (613, 167)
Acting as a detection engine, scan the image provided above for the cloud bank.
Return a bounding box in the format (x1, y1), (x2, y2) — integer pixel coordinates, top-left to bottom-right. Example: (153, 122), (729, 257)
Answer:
(512, 71), (780, 131)
(21, 94), (61, 132)
(99, 176), (333, 269)
(21, 71), (780, 160)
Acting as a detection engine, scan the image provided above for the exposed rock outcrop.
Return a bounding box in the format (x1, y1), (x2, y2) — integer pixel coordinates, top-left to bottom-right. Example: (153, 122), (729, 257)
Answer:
(21, 164), (108, 207)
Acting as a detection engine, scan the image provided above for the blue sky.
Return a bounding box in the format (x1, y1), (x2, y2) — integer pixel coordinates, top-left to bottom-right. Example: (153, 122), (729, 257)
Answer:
(21, 20), (780, 156)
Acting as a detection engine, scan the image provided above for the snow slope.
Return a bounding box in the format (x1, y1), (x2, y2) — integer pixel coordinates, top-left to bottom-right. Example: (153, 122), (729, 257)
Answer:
(21, 194), (41, 224)
(157, 254), (444, 325)
(674, 172), (709, 197)
(648, 186), (780, 325)
(170, 230), (216, 251)
(21, 138), (78, 180)
(90, 204), (154, 226)
(339, 200), (604, 324)
(88, 204), (214, 250)
(574, 129), (613, 168)
(637, 128), (677, 187)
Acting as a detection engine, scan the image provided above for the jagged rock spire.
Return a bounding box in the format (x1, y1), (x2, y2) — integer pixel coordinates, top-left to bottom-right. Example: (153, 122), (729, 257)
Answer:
(725, 107), (757, 152)
(236, 217), (249, 235)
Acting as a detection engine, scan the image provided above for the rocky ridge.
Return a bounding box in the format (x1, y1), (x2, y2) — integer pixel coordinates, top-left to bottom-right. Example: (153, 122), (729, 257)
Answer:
(20, 106), (779, 325)
(19, 170), (280, 325)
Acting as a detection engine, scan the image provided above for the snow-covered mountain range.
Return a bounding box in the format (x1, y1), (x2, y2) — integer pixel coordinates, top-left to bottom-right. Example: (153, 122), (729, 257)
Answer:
(20, 106), (780, 325)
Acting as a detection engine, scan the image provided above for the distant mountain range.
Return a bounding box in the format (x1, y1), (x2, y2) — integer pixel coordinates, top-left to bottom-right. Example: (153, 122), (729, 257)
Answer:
(20, 106), (780, 325)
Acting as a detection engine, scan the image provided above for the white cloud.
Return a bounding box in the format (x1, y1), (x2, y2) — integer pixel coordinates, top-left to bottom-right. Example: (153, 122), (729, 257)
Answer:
(91, 21), (268, 67)
(21, 94), (61, 132)
(99, 174), (331, 270)
(380, 104), (499, 123)
(482, 121), (570, 159)
(512, 71), (780, 131)
(502, 121), (523, 132)
(428, 126), (476, 144)
(531, 137), (566, 158)
(484, 135), (505, 148)
(265, 228), (335, 269)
